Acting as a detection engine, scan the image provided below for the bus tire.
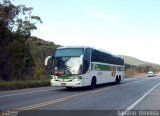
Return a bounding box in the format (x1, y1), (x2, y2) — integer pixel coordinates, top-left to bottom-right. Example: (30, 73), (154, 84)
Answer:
(90, 77), (97, 89)
(115, 76), (120, 84)
(119, 76), (121, 84)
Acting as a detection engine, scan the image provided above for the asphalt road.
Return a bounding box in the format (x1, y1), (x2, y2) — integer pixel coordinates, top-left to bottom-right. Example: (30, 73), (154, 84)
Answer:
(1, 77), (160, 115)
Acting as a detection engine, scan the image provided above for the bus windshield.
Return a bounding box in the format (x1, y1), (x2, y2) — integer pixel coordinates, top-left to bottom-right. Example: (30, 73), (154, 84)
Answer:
(54, 56), (82, 76)
(55, 48), (84, 57)
(53, 48), (84, 76)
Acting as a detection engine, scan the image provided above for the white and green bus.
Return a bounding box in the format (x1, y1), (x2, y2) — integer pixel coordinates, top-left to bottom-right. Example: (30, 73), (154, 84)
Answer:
(45, 46), (124, 89)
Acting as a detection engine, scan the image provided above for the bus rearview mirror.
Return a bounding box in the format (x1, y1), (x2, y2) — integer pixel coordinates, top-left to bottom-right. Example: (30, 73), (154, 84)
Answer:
(44, 56), (52, 66)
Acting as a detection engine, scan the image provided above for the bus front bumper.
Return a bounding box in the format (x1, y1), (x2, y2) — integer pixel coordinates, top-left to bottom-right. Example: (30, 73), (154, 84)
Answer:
(50, 79), (83, 87)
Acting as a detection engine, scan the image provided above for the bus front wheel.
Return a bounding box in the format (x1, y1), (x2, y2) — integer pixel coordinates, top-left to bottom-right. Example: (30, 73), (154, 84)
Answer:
(90, 77), (97, 89)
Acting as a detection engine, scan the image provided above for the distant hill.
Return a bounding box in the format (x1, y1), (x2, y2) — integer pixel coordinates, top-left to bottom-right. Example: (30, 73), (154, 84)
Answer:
(121, 55), (160, 70)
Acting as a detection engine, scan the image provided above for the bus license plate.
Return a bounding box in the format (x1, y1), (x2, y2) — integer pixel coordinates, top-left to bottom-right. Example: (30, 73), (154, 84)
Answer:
(61, 83), (66, 86)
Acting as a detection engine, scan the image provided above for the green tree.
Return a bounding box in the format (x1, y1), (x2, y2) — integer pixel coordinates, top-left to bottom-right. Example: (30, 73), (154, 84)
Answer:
(0, 0), (42, 81)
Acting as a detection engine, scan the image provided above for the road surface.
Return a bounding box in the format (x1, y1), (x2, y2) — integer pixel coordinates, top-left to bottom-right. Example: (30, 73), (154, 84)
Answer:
(0, 77), (160, 116)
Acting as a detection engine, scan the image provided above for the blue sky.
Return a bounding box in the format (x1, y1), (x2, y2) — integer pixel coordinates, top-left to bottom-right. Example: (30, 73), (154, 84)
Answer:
(13, 0), (160, 64)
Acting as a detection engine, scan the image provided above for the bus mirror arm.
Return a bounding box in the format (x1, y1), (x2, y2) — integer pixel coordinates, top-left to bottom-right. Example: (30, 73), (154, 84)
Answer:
(84, 59), (88, 64)
(83, 59), (88, 67)
(44, 56), (52, 66)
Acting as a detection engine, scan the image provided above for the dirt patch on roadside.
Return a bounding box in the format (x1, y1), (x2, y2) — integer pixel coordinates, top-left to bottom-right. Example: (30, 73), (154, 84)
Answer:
(125, 73), (146, 78)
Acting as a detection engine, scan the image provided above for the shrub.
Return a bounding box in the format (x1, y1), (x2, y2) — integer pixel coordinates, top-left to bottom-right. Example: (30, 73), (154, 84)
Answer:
(0, 80), (50, 91)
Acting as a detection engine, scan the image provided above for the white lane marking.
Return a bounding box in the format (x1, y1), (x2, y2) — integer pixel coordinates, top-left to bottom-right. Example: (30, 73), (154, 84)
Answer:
(0, 88), (55, 98)
(125, 81), (160, 111)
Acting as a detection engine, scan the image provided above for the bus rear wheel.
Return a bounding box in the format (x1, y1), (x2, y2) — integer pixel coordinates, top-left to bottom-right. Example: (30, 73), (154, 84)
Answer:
(90, 77), (96, 89)
(115, 76), (120, 84)
(118, 76), (121, 84)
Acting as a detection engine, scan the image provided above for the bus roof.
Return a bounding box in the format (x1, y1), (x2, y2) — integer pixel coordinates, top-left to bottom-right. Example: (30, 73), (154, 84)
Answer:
(56, 46), (123, 59)
(57, 46), (89, 49)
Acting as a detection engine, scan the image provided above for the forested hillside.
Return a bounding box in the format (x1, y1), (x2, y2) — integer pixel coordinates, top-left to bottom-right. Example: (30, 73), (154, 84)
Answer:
(28, 37), (60, 80)
(0, 0), (58, 81)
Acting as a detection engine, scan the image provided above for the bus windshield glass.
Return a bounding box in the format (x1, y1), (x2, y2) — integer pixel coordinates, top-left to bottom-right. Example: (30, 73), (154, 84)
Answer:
(55, 48), (84, 57)
(53, 48), (84, 76)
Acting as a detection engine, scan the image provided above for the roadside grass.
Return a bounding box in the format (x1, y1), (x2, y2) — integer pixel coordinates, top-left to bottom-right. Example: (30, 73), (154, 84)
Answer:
(0, 80), (50, 91)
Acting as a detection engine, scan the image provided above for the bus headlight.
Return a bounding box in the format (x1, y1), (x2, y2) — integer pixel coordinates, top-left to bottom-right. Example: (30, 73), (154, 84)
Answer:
(74, 76), (79, 79)
(74, 79), (80, 81)
(74, 77), (80, 81)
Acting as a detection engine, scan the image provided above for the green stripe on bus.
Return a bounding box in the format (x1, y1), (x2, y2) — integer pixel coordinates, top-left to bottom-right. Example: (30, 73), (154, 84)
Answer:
(91, 63), (124, 71)
(57, 76), (70, 79)
(57, 76), (82, 79)
(91, 63), (110, 71)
